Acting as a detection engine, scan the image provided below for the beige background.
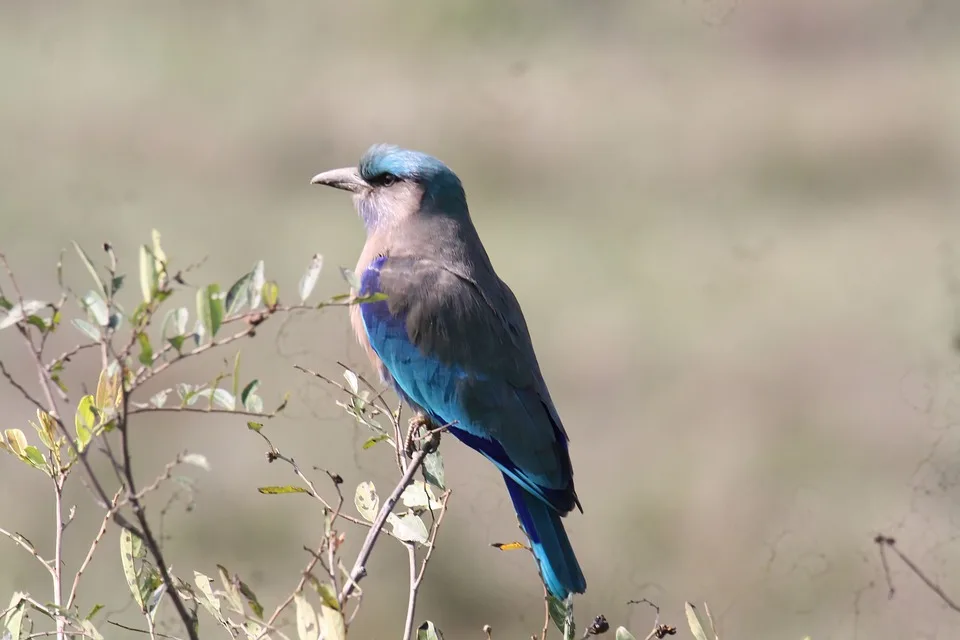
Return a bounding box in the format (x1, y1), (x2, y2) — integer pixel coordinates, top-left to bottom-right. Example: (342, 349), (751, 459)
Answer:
(2, 1), (960, 638)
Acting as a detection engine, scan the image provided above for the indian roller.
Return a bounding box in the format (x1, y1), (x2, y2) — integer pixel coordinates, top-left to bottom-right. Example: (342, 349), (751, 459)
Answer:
(310, 144), (586, 599)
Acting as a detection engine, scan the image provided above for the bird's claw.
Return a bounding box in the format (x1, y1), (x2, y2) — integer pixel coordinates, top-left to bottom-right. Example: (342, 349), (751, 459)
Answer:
(405, 413), (441, 455)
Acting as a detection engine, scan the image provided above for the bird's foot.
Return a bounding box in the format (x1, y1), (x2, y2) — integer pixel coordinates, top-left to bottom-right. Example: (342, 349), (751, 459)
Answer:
(405, 413), (441, 455)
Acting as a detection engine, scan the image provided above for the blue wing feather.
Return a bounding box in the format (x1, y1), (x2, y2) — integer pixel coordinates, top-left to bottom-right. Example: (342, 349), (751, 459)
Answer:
(359, 257), (568, 504)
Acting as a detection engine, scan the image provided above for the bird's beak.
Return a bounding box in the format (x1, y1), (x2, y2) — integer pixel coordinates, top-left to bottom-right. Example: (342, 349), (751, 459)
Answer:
(310, 167), (369, 193)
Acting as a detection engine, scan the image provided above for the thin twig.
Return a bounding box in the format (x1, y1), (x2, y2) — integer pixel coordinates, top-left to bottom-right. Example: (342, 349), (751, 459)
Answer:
(106, 620), (183, 639)
(414, 490), (451, 584)
(541, 583), (550, 640)
(875, 534), (960, 613)
(255, 434), (371, 530)
(67, 486), (124, 609)
(52, 476), (65, 640)
(402, 543), (419, 640)
(0, 527), (54, 577)
(127, 405), (279, 419)
(134, 325), (258, 385)
(45, 342), (99, 372)
(0, 360), (45, 410)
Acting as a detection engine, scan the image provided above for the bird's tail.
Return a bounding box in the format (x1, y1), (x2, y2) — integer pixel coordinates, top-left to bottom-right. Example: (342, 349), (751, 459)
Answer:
(503, 474), (586, 599)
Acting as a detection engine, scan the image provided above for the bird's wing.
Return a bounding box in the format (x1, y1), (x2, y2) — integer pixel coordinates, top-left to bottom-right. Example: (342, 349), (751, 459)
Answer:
(358, 254), (577, 514)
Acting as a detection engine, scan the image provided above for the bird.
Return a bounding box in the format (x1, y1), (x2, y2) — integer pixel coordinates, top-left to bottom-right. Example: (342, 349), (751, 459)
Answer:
(310, 144), (586, 600)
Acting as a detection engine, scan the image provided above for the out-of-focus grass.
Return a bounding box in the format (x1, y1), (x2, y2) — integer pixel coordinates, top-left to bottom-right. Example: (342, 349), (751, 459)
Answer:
(2, 1), (960, 638)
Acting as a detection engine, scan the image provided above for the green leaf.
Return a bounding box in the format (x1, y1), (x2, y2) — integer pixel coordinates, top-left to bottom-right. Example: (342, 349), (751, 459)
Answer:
(298, 253), (324, 303)
(388, 512), (429, 543)
(73, 318), (101, 340)
(75, 395), (96, 452)
(417, 621), (445, 640)
(85, 603), (105, 621)
(81, 619), (104, 640)
(241, 379), (260, 409)
(73, 241), (108, 299)
(242, 621), (266, 639)
(137, 332), (153, 366)
(423, 451), (445, 490)
(172, 307), (190, 335)
(354, 481), (379, 522)
(139, 244), (158, 304)
(362, 434), (390, 450)
(0, 300), (48, 330)
(313, 582), (339, 612)
(343, 369), (359, 394)
(194, 571), (223, 620)
(183, 453), (210, 471)
(547, 593), (575, 639)
(187, 387), (235, 410)
(161, 307), (189, 351)
(3, 428), (28, 457)
(3, 592), (27, 640)
(0, 296), (11, 311)
(257, 485), (309, 495)
(261, 281), (279, 309)
(294, 593), (319, 640)
(232, 352), (242, 406)
(225, 271), (253, 316)
(320, 604), (346, 640)
(145, 577), (167, 622)
(150, 389), (169, 408)
(120, 528), (146, 610)
(400, 480), (443, 510)
(111, 274), (125, 295)
(82, 290), (110, 326)
(245, 393), (264, 414)
(249, 260), (266, 309)
(217, 564), (245, 614)
(25, 314), (48, 333)
(354, 291), (388, 304)
(238, 578), (264, 619)
(23, 445), (48, 472)
(339, 267), (361, 291)
(615, 628), (637, 640)
(685, 602), (711, 640)
(151, 229), (168, 283)
(34, 409), (56, 451)
(246, 421), (263, 432)
(196, 284), (224, 340)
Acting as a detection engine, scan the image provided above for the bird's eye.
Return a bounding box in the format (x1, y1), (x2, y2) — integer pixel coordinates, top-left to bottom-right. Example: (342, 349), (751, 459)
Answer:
(379, 173), (398, 187)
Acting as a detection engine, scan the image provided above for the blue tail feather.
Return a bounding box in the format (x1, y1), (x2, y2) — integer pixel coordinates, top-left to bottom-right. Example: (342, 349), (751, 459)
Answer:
(504, 474), (586, 599)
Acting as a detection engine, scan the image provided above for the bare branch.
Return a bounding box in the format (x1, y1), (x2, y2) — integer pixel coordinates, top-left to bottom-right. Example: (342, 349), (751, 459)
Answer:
(0, 359), (45, 412)
(67, 486), (124, 609)
(127, 405), (279, 419)
(45, 342), (99, 372)
(0, 527), (55, 577)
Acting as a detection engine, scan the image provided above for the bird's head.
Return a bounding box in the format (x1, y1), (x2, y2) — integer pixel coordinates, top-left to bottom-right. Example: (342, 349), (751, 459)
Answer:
(311, 144), (467, 232)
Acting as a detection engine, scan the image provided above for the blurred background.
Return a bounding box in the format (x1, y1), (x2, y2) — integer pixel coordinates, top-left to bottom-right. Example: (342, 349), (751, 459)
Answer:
(2, 0), (960, 638)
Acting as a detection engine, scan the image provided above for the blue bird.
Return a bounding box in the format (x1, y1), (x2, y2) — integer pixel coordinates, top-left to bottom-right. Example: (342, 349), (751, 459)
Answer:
(311, 144), (586, 599)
